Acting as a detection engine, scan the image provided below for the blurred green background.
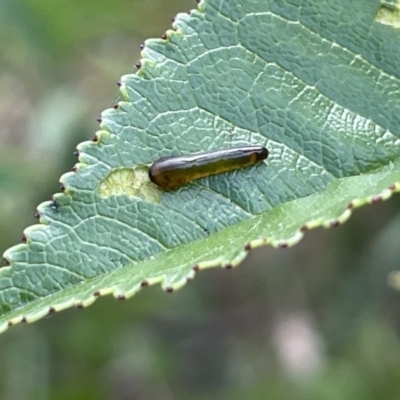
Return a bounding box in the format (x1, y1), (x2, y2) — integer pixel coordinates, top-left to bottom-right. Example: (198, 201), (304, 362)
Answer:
(1, 1), (400, 399)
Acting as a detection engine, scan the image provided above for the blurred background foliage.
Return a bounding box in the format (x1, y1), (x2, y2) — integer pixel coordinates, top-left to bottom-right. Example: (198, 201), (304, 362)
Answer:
(1, 0), (400, 399)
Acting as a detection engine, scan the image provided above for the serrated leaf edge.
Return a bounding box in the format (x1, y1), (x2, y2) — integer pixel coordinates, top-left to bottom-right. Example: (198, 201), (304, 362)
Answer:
(1, 182), (399, 335)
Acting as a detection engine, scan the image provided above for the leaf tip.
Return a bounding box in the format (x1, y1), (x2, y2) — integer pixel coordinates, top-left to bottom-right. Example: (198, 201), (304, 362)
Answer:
(300, 225), (308, 233)
(2, 257), (10, 267)
(330, 220), (340, 228)
(371, 196), (383, 204)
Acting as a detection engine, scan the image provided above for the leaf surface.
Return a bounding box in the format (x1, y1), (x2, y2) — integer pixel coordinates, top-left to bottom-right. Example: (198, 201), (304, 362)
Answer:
(2, 0), (400, 333)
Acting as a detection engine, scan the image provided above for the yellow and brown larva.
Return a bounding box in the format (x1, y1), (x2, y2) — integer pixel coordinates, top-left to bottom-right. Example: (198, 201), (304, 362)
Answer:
(149, 145), (269, 190)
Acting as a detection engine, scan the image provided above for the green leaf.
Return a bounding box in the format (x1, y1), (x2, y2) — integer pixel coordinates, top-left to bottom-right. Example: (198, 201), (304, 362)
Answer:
(2, 0), (400, 333)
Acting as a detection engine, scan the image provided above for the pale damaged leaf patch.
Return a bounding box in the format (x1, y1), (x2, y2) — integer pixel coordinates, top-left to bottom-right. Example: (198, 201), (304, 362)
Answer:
(376, 0), (400, 28)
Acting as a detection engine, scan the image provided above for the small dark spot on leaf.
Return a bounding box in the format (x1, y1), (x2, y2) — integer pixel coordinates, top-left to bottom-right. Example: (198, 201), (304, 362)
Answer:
(166, 287), (174, 293)
(279, 242), (288, 249)
(139, 43), (144, 49)
(73, 149), (79, 157)
(372, 196), (382, 204)
(135, 61), (141, 69)
(96, 116), (102, 123)
(347, 202), (354, 209)
(244, 243), (251, 251)
(141, 280), (149, 287)
(300, 225), (308, 232)
(34, 212), (40, 219)
(48, 307), (55, 314)
(76, 303), (84, 309)
(21, 317), (27, 323)
(72, 165), (78, 172)
(116, 80), (122, 87)
(389, 184), (396, 191)
(50, 201), (59, 211)
(93, 291), (100, 297)
(192, 265), (200, 272)
(21, 234), (27, 243)
(92, 134), (99, 142)
(224, 264), (233, 270)
(330, 220), (340, 228)
(59, 183), (65, 192)
(117, 295), (126, 301)
(8, 321), (13, 327)
(161, 33), (167, 40)
(2, 258), (10, 266)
